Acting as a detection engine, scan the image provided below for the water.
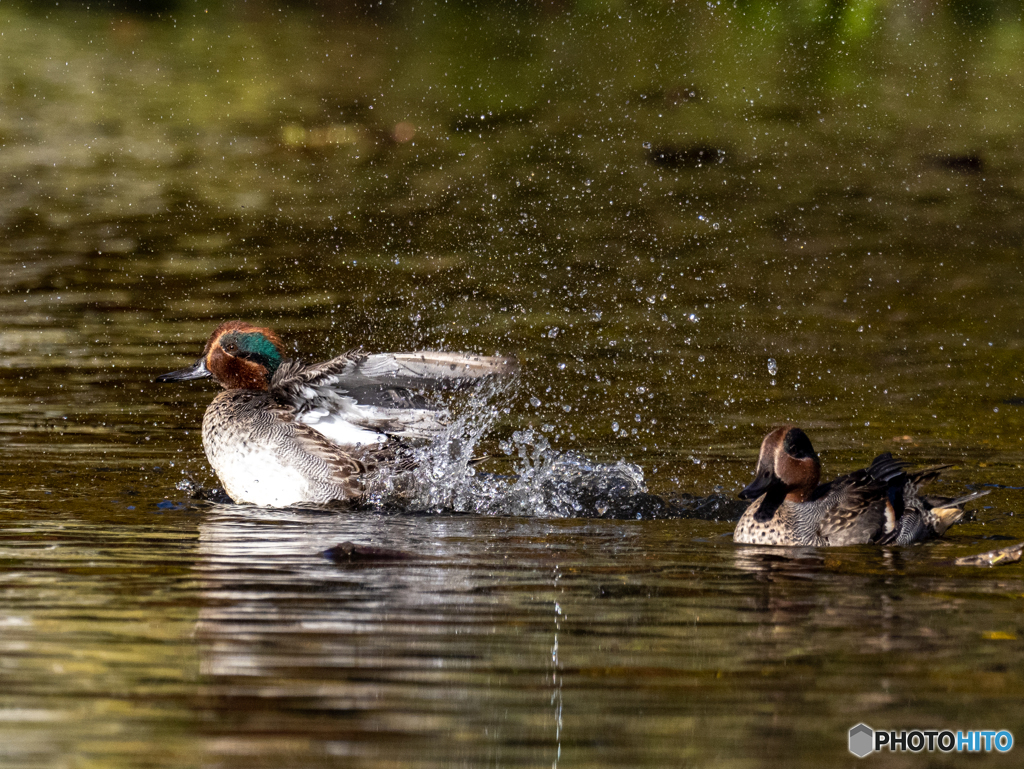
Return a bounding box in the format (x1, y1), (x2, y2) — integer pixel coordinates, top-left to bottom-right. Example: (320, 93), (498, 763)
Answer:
(2, 2), (1024, 766)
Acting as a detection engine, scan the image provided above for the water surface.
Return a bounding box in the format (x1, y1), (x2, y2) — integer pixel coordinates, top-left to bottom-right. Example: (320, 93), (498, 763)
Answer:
(2, 2), (1024, 766)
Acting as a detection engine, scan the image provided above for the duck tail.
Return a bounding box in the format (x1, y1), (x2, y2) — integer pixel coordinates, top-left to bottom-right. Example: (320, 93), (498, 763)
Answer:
(929, 489), (990, 535)
(929, 506), (968, 535)
(942, 488), (991, 508)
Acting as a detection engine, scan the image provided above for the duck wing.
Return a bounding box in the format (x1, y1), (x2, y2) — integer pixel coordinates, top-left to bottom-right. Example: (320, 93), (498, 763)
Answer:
(814, 479), (889, 545)
(813, 454), (910, 545)
(270, 407), (417, 503)
(341, 351), (518, 389)
(270, 351), (517, 445)
(823, 458), (987, 545)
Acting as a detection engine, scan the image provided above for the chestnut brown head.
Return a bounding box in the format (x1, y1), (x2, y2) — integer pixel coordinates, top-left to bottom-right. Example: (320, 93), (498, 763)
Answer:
(156, 321), (286, 391)
(739, 426), (821, 503)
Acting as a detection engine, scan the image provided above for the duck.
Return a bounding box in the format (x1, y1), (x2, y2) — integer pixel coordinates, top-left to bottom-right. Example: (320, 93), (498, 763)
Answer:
(156, 320), (517, 507)
(733, 426), (989, 546)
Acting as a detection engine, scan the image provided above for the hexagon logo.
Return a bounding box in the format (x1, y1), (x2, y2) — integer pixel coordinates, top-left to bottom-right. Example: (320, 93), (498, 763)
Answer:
(849, 723), (874, 758)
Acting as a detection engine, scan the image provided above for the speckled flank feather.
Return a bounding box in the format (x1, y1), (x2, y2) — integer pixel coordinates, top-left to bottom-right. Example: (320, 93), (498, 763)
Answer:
(202, 389), (406, 507)
(734, 426), (988, 547)
(157, 321), (517, 507)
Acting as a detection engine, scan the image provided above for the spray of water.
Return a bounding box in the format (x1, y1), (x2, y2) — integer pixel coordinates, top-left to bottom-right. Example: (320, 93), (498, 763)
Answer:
(372, 375), (650, 517)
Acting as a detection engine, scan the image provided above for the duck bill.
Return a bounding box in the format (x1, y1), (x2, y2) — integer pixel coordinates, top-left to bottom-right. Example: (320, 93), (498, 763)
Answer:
(156, 357), (211, 383)
(739, 473), (776, 500)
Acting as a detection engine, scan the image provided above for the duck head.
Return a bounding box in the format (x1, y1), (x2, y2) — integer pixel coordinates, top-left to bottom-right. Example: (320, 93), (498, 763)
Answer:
(156, 321), (285, 391)
(739, 426), (821, 503)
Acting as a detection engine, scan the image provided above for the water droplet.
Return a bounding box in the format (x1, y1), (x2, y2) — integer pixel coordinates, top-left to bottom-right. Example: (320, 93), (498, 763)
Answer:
(767, 358), (778, 376)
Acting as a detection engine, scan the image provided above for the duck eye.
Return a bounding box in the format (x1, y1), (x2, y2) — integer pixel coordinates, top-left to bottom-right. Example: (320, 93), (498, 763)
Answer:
(224, 341), (239, 353)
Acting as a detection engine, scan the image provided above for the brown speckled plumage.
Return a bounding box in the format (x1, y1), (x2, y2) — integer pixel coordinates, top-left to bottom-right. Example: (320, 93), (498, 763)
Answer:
(734, 426), (988, 547)
(201, 389), (411, 506)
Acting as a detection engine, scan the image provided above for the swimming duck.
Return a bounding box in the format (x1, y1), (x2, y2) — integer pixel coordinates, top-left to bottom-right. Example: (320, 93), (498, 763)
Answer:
(156, 320), (517, 507)
(734, 426), (988, 546)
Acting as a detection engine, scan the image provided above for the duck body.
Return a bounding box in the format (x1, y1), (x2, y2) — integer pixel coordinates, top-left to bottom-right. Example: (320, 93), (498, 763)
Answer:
(157, 321), (516, 507)
(200, 388), (385, 507)
(734, 426), (988, 547)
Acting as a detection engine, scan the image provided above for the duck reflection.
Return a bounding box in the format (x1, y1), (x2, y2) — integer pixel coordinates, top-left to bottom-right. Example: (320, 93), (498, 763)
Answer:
(732, 540), (913, 581)
(195, 507), (458, 676)
(191, 507), (566, 767)
(730, 541), (923, 665)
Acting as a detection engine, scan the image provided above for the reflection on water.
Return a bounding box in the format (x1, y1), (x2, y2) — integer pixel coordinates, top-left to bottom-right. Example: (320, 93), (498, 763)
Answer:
(2, 508), (1022, 767)
(2, 1), (1024, 765)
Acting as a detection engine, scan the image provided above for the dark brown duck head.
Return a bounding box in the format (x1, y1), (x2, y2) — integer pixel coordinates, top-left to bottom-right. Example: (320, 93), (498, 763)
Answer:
(156, 321), (286, 391)
(739, 426), (821, 503)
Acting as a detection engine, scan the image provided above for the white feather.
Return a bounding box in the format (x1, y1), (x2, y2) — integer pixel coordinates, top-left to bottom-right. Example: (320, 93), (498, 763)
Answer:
(296, 410), (387, 447)
(205, 438), (313, 507)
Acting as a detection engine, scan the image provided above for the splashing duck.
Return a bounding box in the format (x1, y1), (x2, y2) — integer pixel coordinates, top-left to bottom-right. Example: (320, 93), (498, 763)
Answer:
(734, 426), (988, 546)
(157, 321), (517, 507)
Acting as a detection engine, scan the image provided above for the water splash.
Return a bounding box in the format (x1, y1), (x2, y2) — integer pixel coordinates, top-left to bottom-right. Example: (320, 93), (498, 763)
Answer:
(494, 430), (647, 517)
(368, 376), (650, 517)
